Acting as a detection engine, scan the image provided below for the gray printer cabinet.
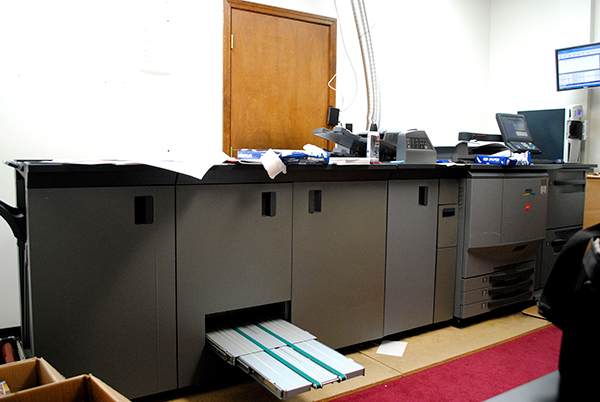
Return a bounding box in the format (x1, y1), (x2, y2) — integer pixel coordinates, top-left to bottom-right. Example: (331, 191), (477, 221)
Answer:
(384, 179), (440, 335)
(24, 185), (177, 399)
(291, 181), (387, 349)
(435, 180), (460, 323)
(455, 172), (549, 319)
(175, 183), (293, 388)
(538, 166), (591, 289)
(16, 162), (587, 397)
(176, 180), (388, 387)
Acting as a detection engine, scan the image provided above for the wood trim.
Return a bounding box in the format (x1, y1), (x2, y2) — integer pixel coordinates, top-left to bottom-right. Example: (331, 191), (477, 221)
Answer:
(223, 0), (233, 155)
(223, 0), (337, 155)
(227, 0), (337, 26)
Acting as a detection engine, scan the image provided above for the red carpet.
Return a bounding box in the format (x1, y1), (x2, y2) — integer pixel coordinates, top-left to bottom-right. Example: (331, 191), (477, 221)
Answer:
(332, 325), (562, 402)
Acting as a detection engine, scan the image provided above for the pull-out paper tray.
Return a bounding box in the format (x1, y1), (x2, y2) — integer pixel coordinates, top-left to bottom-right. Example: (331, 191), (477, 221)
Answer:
(206, 319), (364, 399)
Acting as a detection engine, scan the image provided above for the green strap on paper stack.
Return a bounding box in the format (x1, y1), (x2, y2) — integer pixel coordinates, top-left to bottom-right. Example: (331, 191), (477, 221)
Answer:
(255, 323), (347, 381)
(233, 322), (348, 389)
(233, 327), (323, 388)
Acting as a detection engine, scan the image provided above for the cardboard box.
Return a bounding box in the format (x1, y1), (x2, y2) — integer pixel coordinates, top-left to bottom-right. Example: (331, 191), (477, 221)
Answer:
(0, 358), (63, 394)
(584, 173), (600, 228)
(0, 375), (130, 402)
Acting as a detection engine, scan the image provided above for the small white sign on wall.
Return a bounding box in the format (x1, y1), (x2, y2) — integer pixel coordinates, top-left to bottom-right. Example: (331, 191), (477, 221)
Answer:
(141, 19), (172, 74)
(140, 0), (172, 75)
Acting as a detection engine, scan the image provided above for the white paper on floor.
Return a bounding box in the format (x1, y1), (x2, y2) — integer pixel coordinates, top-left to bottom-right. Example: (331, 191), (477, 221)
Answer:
(376, 340), (408, 357)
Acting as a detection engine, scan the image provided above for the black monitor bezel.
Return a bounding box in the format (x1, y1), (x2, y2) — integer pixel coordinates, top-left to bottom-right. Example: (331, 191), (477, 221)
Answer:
(496, 113), (534, 143)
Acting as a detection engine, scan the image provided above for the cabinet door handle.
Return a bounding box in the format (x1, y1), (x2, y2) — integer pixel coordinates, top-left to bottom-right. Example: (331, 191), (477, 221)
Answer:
(550, 238), (568, 248)
(442, 207), (455, 217)
(418, 186), (428, 206)
(553, 179), (586, 186)
(134, 196), (154, 224)
(308, 190), (322, 214)
(262, 192), (276, 217)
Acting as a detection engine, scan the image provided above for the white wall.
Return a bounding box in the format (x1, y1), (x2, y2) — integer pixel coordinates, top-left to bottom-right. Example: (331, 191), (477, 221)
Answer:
(0, 0), (225, 328)
(589, 0), (600, 166)
(0, 0), (597, 329)
(487, 0), (594, 148)
(334, 1), (492, 146)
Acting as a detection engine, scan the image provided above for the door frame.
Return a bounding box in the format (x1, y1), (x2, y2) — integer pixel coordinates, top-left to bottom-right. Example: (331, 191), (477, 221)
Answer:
(223, 0), (337, 155)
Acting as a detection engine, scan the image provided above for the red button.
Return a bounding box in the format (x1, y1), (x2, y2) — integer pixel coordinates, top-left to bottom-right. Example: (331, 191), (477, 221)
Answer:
(526, 203), (530, 211)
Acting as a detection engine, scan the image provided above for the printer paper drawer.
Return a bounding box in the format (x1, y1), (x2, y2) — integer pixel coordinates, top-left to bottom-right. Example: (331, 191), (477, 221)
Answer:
(461, 261), (535, 292)
(461, 278), (534, 305)
(457, 290), (533, 318)
(206, 318), (364, 399)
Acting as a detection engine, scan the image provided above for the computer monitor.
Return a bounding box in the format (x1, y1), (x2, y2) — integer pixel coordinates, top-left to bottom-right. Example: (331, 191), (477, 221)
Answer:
(518, 109), (565, 161)
(556, 42), (600, 91)
(495, 113), (542, 154)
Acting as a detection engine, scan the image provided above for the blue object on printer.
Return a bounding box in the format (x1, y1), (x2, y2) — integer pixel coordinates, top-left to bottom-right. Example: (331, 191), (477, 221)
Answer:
(237, 150), (268, 159)
(474, 153), (530, 166)
(237, 149), (330, 165)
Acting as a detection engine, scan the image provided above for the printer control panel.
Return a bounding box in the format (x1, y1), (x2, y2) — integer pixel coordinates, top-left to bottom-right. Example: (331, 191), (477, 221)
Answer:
(505, 141), (541, 154)
(395, 130), (437, 164)
(406, 136), (433, 150)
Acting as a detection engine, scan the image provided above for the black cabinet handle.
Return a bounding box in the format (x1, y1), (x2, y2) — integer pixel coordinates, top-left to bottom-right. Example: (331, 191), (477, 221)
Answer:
(442, 207), (455, 217)
(488, 279), (533, 298)
(261, 192), (276, 217)
(553, 179), (586, 186)
(308, 190), (322, 214)
(418, 186), (428, 206)
(134, 196), (154, 224)
(488, 266), (534, 284)
(550, 238), (568, 248)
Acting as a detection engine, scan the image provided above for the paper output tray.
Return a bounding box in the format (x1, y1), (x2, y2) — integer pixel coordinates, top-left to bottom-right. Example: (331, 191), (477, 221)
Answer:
(206, 318), (364, 399)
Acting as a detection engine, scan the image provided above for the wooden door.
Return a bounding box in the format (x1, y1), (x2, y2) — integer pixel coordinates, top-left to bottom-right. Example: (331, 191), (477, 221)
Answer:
(224, 0), (336, 155)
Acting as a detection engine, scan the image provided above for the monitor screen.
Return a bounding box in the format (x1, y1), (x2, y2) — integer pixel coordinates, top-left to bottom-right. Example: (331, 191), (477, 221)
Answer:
(518, 109), (565, 161)
(556, 42), (600, 91)
(496, 113), (533, 142)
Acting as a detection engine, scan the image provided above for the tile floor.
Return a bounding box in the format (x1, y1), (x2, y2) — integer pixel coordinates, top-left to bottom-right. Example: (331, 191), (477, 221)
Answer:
(141, 306), (551, 402)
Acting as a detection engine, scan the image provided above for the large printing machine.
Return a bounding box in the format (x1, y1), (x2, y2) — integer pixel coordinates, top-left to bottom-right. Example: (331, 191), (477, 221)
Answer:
(0, 156), (592, 400)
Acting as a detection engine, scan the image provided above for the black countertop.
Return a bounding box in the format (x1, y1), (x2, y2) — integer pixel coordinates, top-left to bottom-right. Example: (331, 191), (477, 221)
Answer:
(9, 160), (596, 189)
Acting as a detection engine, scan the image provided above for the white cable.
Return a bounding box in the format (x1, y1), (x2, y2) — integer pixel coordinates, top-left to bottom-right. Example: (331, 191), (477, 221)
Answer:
(329, 0), (359, 114)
